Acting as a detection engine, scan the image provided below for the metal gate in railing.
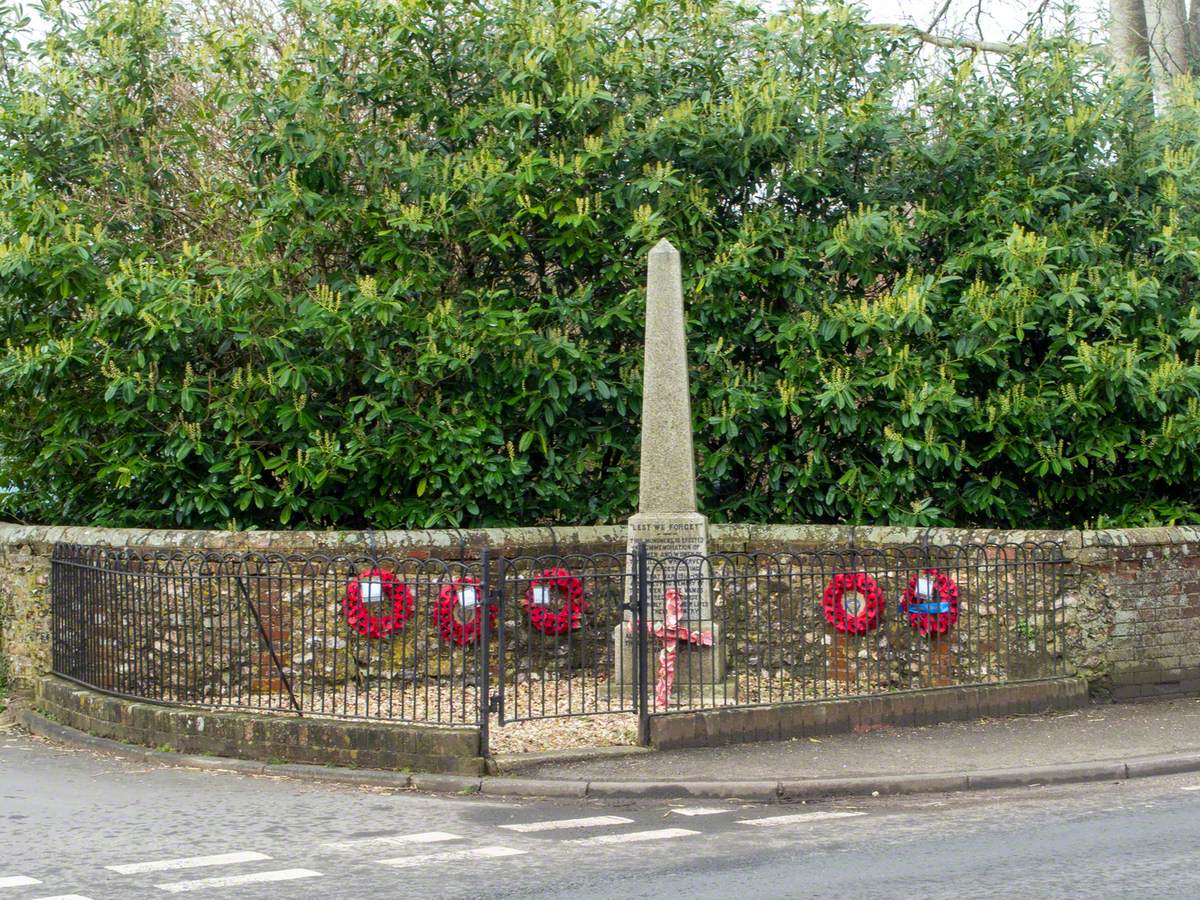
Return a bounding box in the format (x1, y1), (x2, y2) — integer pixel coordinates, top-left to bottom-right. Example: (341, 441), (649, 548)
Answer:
(486, 546), (651, 748)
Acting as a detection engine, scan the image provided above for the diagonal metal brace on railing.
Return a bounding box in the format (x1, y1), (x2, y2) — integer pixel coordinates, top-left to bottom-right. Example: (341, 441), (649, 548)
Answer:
(236, 574), (302, 716)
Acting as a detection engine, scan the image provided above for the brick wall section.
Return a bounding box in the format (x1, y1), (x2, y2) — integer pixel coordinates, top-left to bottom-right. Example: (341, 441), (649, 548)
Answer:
(36, 675), (484, 774)
(1075, 528), (1200, 700)
(6, 522), (1200, 703)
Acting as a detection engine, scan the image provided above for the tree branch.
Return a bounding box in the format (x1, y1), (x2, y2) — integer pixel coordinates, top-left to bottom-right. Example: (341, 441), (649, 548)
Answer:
(868, 23), (1013, 54)
(1010, 0), (1052, 41)
(925, 0), (955, 34)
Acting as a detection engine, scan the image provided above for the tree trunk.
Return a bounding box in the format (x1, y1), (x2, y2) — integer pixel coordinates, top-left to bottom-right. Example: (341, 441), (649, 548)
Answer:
(1190, 0), (1200, 68)
(1112, 0), (1151, 71)
(1145, 0), (1190, 80)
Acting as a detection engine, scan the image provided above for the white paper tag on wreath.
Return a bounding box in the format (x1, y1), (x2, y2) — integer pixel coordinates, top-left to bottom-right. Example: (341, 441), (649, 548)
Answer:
(915, 576), (935, 601)
(460, 585), (479, 611)
(531, 585), (551, 607)
(362, 579), (383, 605)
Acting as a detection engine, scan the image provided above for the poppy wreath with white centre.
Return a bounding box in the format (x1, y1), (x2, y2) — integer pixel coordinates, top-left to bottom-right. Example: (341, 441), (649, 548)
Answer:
(522, 567), (588, 636)
(435, 576), (498, 645)
(822, 572), (883, 634)
(343, 568), (413, 638)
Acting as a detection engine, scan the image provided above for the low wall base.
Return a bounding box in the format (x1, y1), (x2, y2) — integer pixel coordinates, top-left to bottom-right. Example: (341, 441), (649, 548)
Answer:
(649, 676), (1088, 750)
(35, 675), (485, 775)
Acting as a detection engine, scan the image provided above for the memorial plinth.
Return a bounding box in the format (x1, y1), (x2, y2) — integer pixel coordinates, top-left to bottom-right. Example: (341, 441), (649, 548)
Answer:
(614, 239), (725, 697)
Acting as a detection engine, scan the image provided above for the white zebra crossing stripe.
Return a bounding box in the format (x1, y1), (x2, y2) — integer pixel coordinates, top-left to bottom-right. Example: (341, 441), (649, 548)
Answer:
(737, 811), (866, 827)
(155, 869), (322, 894)
(564, 828), (700, 846)
(499, 815), (634, 833)
(1180, 785), (1200, 791)
(323, 831), (462, 850)
(668, 807), (730, 817)
(33, 895), (94, 899)
(379, 847), (526, 868)
(0, 877), (41, 889)
(107, 851), (270, 875)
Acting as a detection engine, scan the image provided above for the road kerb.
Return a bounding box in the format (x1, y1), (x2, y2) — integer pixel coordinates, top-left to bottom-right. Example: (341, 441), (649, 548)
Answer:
(478, 778), (589, 798)
(584, 780), (782, 801)
(1124, 751), (1200, 778)
(966, 760), (1127, 790)
(779, 773), (970, 800)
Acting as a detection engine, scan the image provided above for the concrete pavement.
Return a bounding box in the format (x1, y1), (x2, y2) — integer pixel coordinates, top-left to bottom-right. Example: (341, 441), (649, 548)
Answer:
(522, 695), (1200, 780)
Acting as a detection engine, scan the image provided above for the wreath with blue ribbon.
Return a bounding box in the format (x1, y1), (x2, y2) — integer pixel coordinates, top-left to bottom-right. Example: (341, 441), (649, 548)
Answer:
(898, 568), (959, 636)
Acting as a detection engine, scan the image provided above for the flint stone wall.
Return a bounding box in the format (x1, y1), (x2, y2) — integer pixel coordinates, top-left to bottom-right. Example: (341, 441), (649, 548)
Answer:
(4, 522), (1199, 703)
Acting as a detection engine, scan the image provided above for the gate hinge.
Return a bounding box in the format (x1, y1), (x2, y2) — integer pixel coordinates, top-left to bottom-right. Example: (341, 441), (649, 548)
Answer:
(488, 693), (501, 714)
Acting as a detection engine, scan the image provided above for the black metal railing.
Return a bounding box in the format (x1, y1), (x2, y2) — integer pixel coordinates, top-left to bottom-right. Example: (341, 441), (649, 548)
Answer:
(51, 545), (491, 726)
(641, 542), (1070, 714)
(50, 540), (1069, 750)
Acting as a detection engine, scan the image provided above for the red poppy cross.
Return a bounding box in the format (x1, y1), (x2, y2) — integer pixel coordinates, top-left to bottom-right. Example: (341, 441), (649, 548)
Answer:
(649, 589), (713, 709)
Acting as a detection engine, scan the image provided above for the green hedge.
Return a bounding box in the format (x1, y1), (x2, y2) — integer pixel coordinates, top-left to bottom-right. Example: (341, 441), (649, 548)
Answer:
(2, 0), (1200, 529)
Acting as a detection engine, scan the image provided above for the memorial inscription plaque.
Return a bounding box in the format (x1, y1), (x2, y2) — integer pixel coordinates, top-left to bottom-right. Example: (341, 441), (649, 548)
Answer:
(628, 513), (710, 620)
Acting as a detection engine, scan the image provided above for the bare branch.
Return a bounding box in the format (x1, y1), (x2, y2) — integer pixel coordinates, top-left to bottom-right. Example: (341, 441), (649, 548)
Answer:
(868, 23), (1013, 54)
(1011, 0), (1053, 41)
(924, 0), (955, 34)
(972, 0), (995, 81)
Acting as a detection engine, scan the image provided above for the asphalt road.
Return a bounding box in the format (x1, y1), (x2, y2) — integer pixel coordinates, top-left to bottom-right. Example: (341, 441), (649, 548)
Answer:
(2, 728), (1199, 899)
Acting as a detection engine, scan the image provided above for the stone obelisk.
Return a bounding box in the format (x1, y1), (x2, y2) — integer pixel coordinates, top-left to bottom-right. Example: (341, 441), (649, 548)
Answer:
(616, 239), (724, 689)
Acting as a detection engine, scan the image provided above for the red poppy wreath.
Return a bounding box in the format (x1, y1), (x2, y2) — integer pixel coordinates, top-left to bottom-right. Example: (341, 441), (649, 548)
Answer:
(343, 568), (414, 639)
(522, 567), (588, 637)
(899, 568), (960, 636)
(822, 572), (884, 635)
(435, 576), (498, 646)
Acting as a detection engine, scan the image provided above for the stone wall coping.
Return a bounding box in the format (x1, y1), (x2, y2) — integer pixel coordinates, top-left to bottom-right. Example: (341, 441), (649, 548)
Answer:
(728, 524), (1080, 547)
(6, 521), (1200, 552)
(1079, 526), (1200, 547)
(0, 522), (626, 552)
